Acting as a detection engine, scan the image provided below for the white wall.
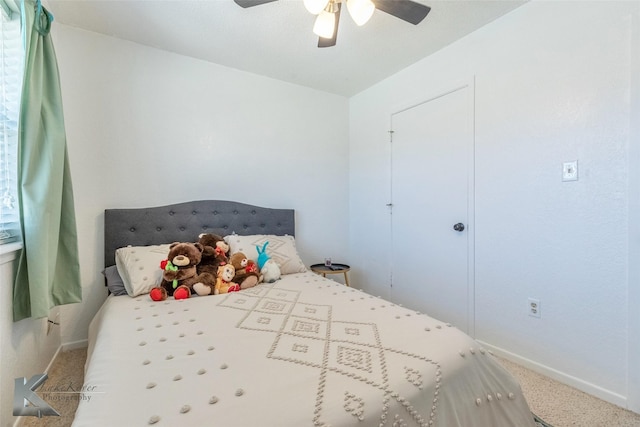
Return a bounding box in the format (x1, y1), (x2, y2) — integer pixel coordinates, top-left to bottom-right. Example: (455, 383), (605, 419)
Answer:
(0, 247), (61, 427)
(5, 1), (639, 423)
(349, 0), (640, 412)
(628, 0), (640, 411)
(50, 26), (350, 346)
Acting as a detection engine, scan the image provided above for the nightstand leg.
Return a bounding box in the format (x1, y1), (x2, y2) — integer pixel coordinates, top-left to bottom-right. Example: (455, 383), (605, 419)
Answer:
(343, 272), (350, 287)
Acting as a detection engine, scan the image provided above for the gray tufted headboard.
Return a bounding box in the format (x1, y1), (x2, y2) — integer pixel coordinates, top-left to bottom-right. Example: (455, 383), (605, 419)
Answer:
(104, 200), (295, 268)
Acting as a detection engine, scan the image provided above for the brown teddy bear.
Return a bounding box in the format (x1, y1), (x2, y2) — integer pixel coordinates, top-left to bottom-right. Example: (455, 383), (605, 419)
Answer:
(149, 242), (216, 301)
(197, 233), (230, 278)
(214, 263), (240, 295)
(229, 252), (261, 290)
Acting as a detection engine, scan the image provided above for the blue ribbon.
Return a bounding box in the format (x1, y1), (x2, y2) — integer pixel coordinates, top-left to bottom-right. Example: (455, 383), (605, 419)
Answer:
(35, 0), (53, 36)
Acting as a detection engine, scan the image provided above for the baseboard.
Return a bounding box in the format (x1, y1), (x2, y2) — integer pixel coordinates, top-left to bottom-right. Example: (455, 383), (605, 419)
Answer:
(12, 345), (62, 427)
(478, 340), (629, 410)
(62, 339), (88, 351)
(44, 345), (63, 373)
(12, 341), (89, 427)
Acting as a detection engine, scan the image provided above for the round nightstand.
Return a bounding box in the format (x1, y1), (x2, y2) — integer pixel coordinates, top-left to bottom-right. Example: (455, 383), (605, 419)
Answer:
(310, 263), (350, 287)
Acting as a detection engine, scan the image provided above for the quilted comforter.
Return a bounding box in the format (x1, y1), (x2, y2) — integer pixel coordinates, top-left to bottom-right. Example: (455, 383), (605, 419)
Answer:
(72, 272), (535, 427)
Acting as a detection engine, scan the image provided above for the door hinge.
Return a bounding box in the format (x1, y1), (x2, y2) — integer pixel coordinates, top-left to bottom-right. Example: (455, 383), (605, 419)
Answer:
(388, 130), (394, 143)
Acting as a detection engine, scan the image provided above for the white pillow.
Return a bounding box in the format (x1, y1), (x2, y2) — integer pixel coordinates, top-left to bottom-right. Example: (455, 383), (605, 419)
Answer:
(115, 244), (171, 297)
(224, 234), (307, 275)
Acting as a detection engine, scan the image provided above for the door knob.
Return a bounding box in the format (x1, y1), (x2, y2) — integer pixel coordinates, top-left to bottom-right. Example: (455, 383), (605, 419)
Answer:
(453, 223), (465, 232)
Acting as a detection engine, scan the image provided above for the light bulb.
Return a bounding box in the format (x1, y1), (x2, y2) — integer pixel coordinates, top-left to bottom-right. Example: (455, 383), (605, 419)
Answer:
(346, 0), (375, 26)
(304, 0), (329, 15)
(313, 10), (336, 39)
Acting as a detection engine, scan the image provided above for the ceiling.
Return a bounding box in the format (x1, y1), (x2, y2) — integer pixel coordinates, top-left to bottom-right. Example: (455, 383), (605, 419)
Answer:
(45, 0), (527, 97)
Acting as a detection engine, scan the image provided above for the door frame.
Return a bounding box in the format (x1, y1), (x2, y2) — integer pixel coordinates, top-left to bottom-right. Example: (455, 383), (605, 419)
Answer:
(388, 76), (476, 336)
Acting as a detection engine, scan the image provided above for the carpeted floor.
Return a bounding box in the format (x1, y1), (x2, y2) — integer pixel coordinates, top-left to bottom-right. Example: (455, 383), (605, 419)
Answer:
(16, 347), (640, 427)
(19, 348), (87, 427)
(499, 357), (640, 427)
(534, 413), (554, 427)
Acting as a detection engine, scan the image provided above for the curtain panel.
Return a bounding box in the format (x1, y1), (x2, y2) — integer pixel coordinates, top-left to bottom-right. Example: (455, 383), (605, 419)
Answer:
(13, 0), (81, 321)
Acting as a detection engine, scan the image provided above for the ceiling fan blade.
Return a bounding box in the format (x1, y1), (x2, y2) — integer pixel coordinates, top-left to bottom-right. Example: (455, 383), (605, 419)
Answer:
(234, 0), (278, 8)
(372, 0), (430, 25)
(318, 2), (341, 48)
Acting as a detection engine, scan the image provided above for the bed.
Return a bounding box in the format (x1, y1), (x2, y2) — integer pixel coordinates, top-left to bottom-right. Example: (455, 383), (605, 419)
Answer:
(72, 200), (537, 427)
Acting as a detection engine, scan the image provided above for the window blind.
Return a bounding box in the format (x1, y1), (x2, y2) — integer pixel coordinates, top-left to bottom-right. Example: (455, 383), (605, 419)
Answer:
(0, 6), (22, 244)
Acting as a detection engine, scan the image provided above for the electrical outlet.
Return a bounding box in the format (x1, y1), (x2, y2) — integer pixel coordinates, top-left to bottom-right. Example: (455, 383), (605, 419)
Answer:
(562, 161), (578, 181)
(528, 298), (541, 318)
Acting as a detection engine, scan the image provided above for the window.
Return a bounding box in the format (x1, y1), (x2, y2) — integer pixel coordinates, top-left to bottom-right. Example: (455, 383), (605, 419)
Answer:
(0, 4), (22, 245)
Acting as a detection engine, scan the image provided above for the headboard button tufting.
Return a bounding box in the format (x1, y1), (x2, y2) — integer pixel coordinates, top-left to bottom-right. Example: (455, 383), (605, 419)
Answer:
(103, 201), (295, 268)
(192, 211), (197, 215)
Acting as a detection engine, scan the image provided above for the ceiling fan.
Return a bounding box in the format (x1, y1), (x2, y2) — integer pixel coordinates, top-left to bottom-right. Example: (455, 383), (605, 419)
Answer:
(233, 0), (431, 48)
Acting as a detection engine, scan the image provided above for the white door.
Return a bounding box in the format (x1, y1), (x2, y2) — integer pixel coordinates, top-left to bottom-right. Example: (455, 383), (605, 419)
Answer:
(390, 83), (474, 334)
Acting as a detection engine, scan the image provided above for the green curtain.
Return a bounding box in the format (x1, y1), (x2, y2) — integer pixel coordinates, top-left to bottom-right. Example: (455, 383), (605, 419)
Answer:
(13, 0), (81, 321)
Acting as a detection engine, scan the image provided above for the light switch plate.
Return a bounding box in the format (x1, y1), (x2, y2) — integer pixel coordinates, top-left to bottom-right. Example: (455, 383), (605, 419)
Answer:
(562, 161), (578, 181)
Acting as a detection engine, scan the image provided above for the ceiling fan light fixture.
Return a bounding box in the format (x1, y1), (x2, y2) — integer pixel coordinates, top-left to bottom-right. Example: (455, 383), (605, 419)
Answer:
(346, 0), (375, 26)
(304, 0), (329, 15)
(313, 9), (336, 38)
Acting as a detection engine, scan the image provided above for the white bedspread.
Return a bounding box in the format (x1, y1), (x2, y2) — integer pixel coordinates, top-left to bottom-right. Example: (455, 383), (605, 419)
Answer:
(73, 272), (535, 427)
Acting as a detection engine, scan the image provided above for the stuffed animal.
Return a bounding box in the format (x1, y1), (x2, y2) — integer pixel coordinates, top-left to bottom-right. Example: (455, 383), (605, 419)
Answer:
(149, 242), (216, 301)
(191, 268), (219, 296)
(229, 252), (261, 290)
(197, 233), (230, 278)
(256, 241), (281, 283)
(214, 263), (240, 295)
